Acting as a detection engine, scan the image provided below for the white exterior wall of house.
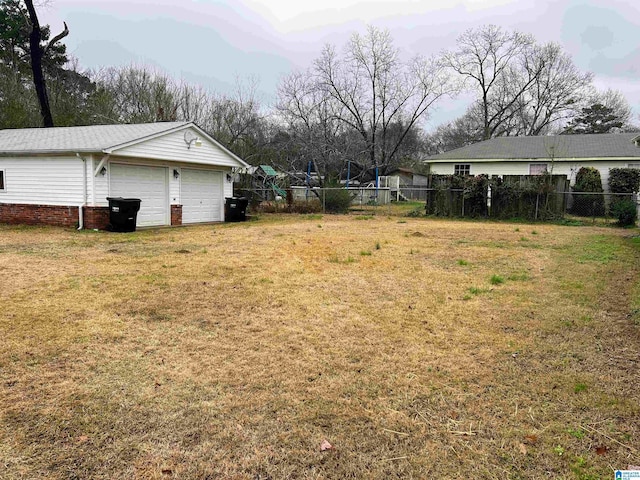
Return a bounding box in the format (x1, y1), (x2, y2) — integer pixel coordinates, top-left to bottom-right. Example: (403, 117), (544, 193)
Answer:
(88, 157), (233, 225)
(86, 127), (237, 210)
(0, 155), (85, 205)
(429, 159), (637, 192)
(111, 128), (241, 168)
(0, 124), (245, 228)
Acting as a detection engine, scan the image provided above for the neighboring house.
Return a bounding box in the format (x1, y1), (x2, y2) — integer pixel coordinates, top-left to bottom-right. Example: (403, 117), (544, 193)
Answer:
(426, 133), (640, 191)
(386, 167), (429, 186)
(0, 122), (249, 229)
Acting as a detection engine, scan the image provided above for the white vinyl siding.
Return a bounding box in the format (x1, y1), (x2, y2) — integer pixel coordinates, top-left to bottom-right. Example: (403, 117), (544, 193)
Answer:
(181, 168), (223, 223)
(0, 156), (83, 205)
(112, 127), (243, 168)
(429, 160), (636, 193)
(91, 155), (109, 207)
(223, 172), (233, 200)
(109, 163), (169, 227)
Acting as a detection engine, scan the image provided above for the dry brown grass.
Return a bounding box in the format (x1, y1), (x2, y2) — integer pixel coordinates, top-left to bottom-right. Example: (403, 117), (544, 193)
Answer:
(1, 215), (639, 479)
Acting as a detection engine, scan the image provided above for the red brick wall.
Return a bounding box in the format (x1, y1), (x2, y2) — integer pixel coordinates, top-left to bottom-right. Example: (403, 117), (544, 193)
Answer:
(171, 205), (182, 226)
(83, 206), (110, 230)
(0, 203), (79, 227)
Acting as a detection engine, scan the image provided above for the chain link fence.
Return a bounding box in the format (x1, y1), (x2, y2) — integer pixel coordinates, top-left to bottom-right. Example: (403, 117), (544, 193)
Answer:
(237, 187), (639, 223)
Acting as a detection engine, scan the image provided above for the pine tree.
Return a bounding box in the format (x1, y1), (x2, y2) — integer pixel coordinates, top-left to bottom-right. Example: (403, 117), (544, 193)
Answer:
(563, 103), (623, 134)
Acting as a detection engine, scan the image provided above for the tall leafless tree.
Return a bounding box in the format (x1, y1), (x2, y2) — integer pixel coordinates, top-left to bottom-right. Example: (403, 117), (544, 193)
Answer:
(24, 0), (68, 127)
(278, 25), (454, 181)
(507, 43), (592, 135)
(443, 25), (538, 140)
(442, 25), (596, 141)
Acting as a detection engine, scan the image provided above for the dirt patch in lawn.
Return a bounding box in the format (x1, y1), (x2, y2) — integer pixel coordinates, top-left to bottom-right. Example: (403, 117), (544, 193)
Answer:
(0, 217), (639, 479)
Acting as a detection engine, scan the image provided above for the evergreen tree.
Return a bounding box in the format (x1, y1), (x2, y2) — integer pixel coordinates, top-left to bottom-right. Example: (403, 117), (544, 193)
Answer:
(563, 103), (624, 134)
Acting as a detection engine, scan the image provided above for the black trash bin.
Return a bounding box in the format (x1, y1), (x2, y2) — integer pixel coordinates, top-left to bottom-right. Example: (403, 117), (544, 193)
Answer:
(225, 197), (248, 222)
(106, 197), (141, 232)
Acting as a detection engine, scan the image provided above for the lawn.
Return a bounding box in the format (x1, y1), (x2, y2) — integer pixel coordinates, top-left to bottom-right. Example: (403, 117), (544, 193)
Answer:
(1, 215), (639, 479)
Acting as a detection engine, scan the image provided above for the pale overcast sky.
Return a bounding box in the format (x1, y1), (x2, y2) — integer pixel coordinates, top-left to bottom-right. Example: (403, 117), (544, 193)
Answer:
(40, 0), (640, 130)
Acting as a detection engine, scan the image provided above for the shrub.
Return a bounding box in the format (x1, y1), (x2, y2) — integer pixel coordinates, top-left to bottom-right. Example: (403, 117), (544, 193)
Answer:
(608, 168), (639, 226)
(407, 206), (424, 217)
(254, 200), (322, 214)
(571, 167), (604, 217)
(322, 181), (353, 213)
(610, 198), (637, 226)
(290, 200), (322, 214)
(609, 168), (640, 194)
(463, 174), (489, 217)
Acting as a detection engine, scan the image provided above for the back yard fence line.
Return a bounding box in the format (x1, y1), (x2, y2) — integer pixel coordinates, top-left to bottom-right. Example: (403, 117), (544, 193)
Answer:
(238, 187), (640, 221)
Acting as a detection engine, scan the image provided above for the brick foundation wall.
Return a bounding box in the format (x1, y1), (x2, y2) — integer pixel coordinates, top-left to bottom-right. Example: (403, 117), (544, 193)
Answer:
(83, 206), (110, 230)
(0, 203), (79, 228)
(171, 205), (182, 226)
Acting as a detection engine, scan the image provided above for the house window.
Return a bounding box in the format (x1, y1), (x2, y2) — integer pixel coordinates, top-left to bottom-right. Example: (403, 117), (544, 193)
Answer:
(454, 164), (471, 176)
(0, 170), (5, 191)
(529, 163), (548, 175)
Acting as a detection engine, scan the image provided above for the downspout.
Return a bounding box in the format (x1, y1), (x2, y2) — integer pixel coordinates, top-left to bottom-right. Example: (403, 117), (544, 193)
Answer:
(76, 153), (87, 230)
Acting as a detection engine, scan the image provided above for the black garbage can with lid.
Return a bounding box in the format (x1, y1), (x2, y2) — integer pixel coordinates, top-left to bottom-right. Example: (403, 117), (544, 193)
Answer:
(225, 197), (248, 222)
(106, 197), (141, 232)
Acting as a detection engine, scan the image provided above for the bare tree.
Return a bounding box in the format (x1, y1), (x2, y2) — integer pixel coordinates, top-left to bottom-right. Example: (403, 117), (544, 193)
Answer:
(276, 70), (356, 182)
(443, 25), (538, 140)
(95, 66), (180, 123)
(23, 0), (68, 127)
(205, 76), (263, 157)
(508, 43), (592, 135)
(278, 25), (454, 182)
(443, 25), (595, 140)
(425, 113), (483, 154)
(176, 82), (211, 127)
(589, 88), (634, 130)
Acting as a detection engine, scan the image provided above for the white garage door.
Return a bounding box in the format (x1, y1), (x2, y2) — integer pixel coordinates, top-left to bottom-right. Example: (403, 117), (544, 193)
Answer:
(181, 169), (223, 223)
(110, 164), (169, 227)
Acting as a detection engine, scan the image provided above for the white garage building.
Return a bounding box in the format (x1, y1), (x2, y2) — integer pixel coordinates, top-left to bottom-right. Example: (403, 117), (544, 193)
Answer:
(0, 122), (249, 229)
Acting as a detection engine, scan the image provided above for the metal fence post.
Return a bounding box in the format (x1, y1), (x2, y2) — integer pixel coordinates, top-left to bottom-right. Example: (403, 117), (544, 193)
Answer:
(322, 188), (326, 213)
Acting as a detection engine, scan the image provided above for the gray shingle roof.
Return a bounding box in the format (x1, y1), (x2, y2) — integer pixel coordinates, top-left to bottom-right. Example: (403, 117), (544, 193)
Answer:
(0, 122), (190, 154)
(427, 133), (640, 161)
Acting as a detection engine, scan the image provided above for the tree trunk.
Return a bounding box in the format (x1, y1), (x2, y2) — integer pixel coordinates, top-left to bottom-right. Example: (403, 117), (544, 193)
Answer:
(24, 0), (54, 127)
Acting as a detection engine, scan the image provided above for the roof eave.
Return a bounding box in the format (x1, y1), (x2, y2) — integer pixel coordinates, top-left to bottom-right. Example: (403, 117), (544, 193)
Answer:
(189, 123), (251, 168)
(427, 155), (640, 163)
(0, 149), (100, 157)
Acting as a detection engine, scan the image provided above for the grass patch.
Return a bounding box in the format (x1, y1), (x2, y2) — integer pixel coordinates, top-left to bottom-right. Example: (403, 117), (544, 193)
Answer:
(0, 218), (638, 478)
(328, 254), (357, 264)
(507, 272), (530, 281)
(468, 286), (488, 295)
(574, 382), (588, 393)
(490, 274), (505, 285)
(577, 234), (620, 264)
